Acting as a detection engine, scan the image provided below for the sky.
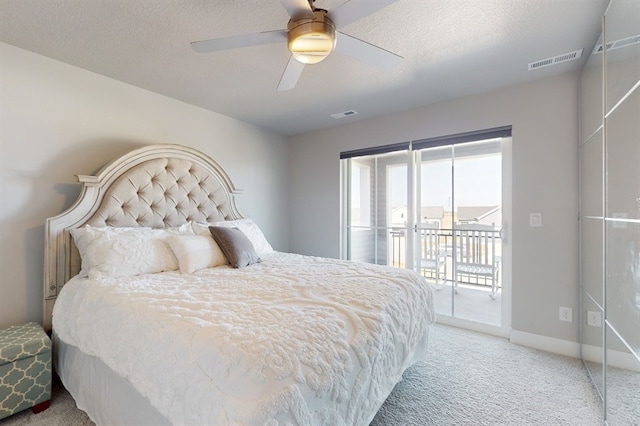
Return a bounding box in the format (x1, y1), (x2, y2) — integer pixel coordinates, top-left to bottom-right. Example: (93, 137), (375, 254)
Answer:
(388, 154), (502, 209)
(350, 138), (503, 215)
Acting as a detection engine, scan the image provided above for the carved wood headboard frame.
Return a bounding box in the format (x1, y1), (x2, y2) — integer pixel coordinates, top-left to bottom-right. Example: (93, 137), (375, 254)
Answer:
(43, 144), (243, 330)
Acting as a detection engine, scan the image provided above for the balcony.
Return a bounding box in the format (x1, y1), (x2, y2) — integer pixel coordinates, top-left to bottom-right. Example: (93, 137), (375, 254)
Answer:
(389, 226), (503, 325)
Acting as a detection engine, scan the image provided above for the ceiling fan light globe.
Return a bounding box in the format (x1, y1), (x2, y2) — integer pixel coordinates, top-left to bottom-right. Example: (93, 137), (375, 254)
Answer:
(287, 11), (336, 65)
(290, 34), (335, 64)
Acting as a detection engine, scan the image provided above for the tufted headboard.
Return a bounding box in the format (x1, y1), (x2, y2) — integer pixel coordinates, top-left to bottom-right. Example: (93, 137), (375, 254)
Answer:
(43, 144), (243, 330)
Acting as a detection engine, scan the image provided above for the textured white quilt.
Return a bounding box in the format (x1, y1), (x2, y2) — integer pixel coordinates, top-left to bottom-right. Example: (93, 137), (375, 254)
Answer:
(53, 252), (435, 425)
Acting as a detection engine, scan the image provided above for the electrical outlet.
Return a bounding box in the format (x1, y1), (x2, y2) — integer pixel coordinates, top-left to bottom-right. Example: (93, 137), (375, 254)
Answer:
(587, 310), (602, 327)
(559, 306), (573, 322)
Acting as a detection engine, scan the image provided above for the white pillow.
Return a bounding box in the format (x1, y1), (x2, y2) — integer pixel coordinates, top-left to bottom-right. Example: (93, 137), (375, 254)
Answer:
(198, 218), (274, 256)
(71, 225), (191, 279)
(167, 234), (228, 273)
(70, 225), (152, 278)
(191, 221), (214, 237)
(70, 226), (99, 278)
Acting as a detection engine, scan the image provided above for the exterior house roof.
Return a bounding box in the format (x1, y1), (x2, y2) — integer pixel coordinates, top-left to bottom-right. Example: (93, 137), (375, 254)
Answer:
(421, 206), (445, 220)
(457, 205), (500, 222)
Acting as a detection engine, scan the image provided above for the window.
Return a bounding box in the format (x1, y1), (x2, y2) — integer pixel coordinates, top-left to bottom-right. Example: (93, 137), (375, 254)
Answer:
(350, 160), (370, 227)
(341, 147), (410, 264)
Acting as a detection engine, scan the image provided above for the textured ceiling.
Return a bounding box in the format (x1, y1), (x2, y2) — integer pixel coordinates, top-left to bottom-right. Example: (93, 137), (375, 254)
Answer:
(0, 0), (607, 136)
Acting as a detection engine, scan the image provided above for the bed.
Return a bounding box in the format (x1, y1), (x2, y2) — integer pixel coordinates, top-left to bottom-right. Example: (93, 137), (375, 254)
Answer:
(44, 144), (435, 425)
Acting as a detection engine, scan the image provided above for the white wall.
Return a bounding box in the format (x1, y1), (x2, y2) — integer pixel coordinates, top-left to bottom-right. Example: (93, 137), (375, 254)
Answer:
(289, 72), (580, 343)
(0, 43), (290, 328)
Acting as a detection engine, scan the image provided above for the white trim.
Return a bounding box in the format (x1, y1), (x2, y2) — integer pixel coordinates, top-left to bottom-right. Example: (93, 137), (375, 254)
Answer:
(607, 349), (640, 373)
(510, 329), (581, 358)
(582, 343), (640, 372)
(436, 316), (510, 338)
(512, 331), (639, 372)
(500, 136), (512, 334)
(441, 324), (639, 372)
(582, 343), (605, 365)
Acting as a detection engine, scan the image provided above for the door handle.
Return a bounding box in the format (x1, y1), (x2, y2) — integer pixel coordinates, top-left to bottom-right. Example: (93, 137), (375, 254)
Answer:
(499, 224), (508, 243)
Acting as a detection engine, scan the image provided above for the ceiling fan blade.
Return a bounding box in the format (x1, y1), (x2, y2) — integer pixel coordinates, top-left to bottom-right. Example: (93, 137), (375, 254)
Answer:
(277, 56), (305, 91)
(328, 0), (400, 29)
(334, 32), (402, 71)
(278, 0), (314, 20)
(191, 30), (287, 53)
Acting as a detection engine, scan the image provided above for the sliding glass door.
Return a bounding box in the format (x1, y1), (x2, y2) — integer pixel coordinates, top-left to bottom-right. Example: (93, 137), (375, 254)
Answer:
(417, 140), (503, 326)
(341, 128), (511, 332)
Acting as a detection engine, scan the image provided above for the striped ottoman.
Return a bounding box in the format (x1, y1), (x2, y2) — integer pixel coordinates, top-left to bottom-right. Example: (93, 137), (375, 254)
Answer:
(0, 322), (51, 419)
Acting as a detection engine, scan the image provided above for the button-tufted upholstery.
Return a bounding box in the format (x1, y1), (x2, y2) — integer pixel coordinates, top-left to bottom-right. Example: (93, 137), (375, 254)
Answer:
(85, 158), (233, 228)
(44, 144), (245, 331)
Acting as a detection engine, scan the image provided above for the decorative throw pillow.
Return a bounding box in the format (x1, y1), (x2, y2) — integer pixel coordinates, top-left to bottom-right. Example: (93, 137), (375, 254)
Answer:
(70, 225), (151, 278)
(70, 225), (193, 278)
(208, 226), (261, 268)
(207, 218), (274, 256)
(167, 234), (228, 274)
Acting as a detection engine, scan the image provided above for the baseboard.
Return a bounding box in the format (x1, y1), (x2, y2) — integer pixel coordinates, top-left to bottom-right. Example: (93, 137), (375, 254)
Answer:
(435, 316), (510, 338)
(510, 330), (640, 372)
(509, 329), (581, 358)
(581, 343), (604, 365)
(582, 343), (640, 372)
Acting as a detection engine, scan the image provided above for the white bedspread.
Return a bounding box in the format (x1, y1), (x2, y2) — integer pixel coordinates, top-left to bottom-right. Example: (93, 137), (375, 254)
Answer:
(53, 252), (435, 425)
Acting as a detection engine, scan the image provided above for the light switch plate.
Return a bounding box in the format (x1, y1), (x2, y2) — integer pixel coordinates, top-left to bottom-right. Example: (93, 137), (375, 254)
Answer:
(529, 213), (542, 227)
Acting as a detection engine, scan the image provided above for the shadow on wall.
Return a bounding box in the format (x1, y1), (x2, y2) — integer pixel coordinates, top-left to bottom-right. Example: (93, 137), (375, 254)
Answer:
(2, 139), (148, 325)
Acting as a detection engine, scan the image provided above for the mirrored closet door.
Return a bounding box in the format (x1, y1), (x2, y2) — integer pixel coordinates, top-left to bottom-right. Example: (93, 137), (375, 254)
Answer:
(578, 0), (640, 424)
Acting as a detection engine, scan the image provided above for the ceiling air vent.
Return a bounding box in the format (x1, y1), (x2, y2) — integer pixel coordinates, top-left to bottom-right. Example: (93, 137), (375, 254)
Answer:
(592, 34), (640, 54)
(330, 110), (358, 119)
(528, 48), (584, 71)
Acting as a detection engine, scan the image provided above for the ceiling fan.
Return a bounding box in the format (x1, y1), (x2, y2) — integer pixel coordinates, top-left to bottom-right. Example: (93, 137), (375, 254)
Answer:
(190, 0), (403, 91)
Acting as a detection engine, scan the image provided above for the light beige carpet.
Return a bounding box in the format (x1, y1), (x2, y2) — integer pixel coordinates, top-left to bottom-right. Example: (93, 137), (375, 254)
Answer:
(371, 324), (604, 425)
(1, 324), (607, 425)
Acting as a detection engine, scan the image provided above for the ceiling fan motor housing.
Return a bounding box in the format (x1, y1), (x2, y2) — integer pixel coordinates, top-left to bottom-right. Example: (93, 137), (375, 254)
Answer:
(287, 10), (336, 64)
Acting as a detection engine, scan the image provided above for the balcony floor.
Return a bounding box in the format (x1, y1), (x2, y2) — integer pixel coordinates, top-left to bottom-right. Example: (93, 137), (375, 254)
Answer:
(429, 280), (501, 326)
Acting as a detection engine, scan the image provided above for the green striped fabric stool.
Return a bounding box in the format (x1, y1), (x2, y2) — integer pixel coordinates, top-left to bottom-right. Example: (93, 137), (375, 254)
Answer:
(0, 322), (52, 419)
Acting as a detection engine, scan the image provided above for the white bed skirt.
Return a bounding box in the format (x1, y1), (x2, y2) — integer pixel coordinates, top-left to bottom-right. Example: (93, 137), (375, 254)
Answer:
(54, 332), (171, 425)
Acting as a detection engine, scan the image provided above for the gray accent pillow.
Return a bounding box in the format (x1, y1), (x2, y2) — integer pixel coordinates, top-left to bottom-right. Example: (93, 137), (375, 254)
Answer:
(208, 226), (261, 268)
